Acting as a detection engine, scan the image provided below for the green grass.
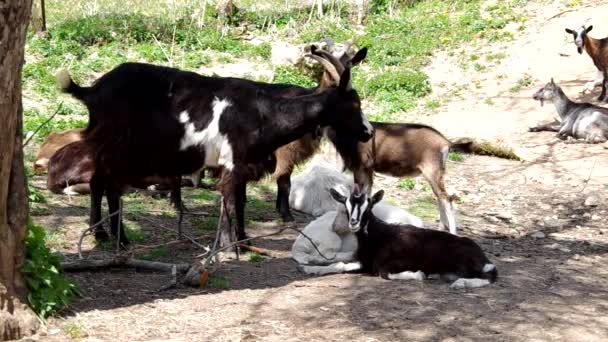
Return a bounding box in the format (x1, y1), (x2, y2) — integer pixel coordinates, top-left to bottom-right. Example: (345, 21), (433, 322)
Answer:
(23, 0), (526, 143)
(448, 152), (465, 162)
(510, 73), (534, 93)
(207, 275), (229, 289)
(397, 177), (416, 191)
(142, 245), (170, 260)
(409, 195), (440, 221)
(246, 251), (266, 263)
(63, 322), (87, 339)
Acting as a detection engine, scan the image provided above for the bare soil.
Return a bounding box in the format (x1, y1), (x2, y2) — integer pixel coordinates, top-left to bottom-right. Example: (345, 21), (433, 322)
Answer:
(30, 1), (608, 341)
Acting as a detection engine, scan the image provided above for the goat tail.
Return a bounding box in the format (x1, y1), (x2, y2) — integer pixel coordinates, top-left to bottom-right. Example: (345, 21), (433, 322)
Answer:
(449, 137), (475, 153)
(480, 263), (498, 283)
(56, 69), (88, 101)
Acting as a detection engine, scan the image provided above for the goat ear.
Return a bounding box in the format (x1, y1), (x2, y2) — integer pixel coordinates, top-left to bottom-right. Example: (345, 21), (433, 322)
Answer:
(329, 188), (347, 204)
(310, 44), (318, 54)
(338, 67), (352, 92)
(586, 25), (593, 33)
(551, 77), (555, 85)
(565, 28), (574, 34)
(350, 47), (368, 66)
(370, 190), (384, 206)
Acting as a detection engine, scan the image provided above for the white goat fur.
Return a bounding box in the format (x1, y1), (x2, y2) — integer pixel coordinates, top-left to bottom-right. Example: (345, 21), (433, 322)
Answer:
(292, 200), (423, 275)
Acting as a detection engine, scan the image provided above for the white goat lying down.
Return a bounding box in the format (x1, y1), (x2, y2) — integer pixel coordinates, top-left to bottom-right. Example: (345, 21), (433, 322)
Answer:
(289, 159), (350, 217)
(308, 186), (497, 289)
(292, 188), (423, 276)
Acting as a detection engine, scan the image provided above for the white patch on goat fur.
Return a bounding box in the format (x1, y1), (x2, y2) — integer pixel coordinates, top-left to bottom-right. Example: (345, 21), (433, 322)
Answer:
(482, 263), (496, 273)
(450, 278), (490, 289)
(388, 270), (425, 281)
(577, 111), (602, 132)
(179, 98), (234, 170)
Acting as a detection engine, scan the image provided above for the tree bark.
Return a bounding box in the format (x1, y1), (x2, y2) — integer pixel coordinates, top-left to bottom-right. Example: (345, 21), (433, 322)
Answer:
(0, 1), (40, 340)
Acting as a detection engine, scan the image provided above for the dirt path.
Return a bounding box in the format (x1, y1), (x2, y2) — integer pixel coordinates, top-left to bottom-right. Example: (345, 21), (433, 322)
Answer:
(35, 1), (608, 341)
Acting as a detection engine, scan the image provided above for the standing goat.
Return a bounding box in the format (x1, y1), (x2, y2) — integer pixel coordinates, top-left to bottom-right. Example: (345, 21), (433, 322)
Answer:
(565, 25), (608, 101)
(328, 186), (497, 289)
(275, 47), (469, 235)
(530, 78), (608, 143)
(57, 61), (372, 247)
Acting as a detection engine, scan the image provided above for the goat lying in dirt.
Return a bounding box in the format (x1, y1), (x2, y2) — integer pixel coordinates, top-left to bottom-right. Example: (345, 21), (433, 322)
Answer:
(34, 128), (85, 173)
(323, 186), (497, 289)
(292, 186), (422, 276)
(530, 78), (608, 143)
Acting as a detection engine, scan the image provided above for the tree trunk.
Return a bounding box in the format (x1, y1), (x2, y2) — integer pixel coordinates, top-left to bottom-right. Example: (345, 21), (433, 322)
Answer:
(0, 1), (40, 340)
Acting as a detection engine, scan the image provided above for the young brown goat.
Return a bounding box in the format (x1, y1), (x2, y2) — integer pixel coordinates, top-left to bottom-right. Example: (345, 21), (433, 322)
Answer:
(565, 25), (608, 101)
(277, 47), (469, 234)
(34, 128), (85, 173)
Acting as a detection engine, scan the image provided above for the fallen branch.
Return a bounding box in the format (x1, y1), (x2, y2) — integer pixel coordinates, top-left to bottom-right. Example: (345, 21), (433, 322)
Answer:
(23, 102), (63, 147)
(238, 244), (283, 258)
(62, 256), (191, 273)
(184, 223), (332, 287)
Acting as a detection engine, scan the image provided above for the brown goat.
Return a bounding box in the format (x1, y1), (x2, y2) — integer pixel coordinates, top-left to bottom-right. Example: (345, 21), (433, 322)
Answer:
(34, 128), (85, 173)
(311, 47), (472, 235)
(270, 46), (368, 222)
(565, 25), (608, 101)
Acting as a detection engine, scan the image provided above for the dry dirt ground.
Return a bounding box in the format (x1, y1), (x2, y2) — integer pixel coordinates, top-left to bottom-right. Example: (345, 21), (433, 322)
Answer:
(28, 1), (608, 341)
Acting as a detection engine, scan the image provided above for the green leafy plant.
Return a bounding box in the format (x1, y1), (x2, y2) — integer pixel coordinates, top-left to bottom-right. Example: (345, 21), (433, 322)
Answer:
(397, 177), (416, 190)
(23, 220), (78, 317)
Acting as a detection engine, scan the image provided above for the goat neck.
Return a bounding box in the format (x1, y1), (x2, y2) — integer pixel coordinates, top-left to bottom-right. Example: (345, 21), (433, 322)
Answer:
(552, 86), (576, 120)
(583, 34), (601, 65)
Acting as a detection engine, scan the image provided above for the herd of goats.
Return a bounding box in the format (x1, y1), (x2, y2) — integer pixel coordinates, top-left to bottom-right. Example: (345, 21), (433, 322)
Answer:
(32, 23), (608, 289)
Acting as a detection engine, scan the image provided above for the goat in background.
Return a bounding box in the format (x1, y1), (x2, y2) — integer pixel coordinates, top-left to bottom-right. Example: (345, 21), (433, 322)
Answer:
(531, 78), (608, 143)
(565, 25), (608, 101)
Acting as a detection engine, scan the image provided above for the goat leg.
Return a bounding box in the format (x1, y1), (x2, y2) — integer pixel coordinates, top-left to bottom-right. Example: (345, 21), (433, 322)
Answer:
(600, 73), (608, 102)
(107, 183), (129, 247)
(89, 171), (110, 241)
(276, 174), (295, 222)
(528, 122), (561, 132)
(234, 181), (250, 243)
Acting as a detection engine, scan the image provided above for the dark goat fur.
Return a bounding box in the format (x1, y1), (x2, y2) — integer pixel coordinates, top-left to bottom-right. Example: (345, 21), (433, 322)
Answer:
(58, 61), (371, 246)
(330, 188), (497, 283)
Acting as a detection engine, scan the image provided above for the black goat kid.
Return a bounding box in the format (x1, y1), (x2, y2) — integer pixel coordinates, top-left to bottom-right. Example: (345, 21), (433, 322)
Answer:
(329, 186), (497, 288)
(58, 62), (372, 247)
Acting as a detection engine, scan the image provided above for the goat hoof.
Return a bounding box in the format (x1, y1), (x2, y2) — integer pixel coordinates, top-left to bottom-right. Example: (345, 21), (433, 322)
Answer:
(94, 229), (110, 241)
(282, 214), (295, 223)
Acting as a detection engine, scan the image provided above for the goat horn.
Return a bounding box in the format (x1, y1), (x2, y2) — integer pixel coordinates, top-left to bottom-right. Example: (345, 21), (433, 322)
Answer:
(313, 49), (346, 74)
(305, 54), (341, 85)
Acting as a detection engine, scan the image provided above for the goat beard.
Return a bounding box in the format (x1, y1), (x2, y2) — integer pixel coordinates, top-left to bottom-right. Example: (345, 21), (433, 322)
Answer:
(578, 47), (583, 54)
(540, 99), (544, 107)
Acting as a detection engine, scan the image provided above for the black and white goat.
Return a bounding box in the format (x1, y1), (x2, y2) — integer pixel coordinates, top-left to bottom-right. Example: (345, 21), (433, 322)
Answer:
(57, 61), (372, 246)
(327, 186), (497, 289)
(530, 78), (608, 143)
(565, 25), (608, 101)
(292, 185), (423, 276)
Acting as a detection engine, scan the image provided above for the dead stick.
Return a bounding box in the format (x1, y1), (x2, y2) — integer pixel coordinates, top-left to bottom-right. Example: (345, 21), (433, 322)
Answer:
(238, 244), (282, 258)
(23, 102), (63, 147)
(62, 257), (190, 273)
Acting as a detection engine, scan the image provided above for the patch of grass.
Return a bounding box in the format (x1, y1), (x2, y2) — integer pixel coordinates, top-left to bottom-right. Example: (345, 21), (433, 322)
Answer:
(124, 221), (146, 242)
(273, 65), (316, 88)
(192, 215), (218, 234)
(397, 177), (416, 191)
(142, 245), (169, 260)
(510, 73), (534, 93)
(24, 220), (78, 317)
(473, 62), (486, 72)
(207, 275), (229, 289)
(63, 322), (87, 339)
(246, 251), (266, 263)
(425, 99), (441, 110)
(474, 141), (521, 160)
(448, 152), (465, 162)
(486, 52), (507, 63)
(484, 97), (495, 105)
(409, 195), (439, 222)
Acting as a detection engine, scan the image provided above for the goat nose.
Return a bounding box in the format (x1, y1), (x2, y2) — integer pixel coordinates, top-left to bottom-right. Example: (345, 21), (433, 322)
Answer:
(350, 218), (358, 225)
